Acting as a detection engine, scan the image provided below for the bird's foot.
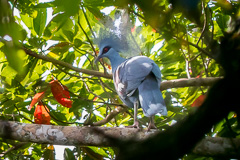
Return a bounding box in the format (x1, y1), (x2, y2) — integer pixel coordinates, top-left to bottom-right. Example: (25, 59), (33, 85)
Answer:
(147, 119), (157, 131)
(147, 123), (157, 131)
(126, 121), (139, 129)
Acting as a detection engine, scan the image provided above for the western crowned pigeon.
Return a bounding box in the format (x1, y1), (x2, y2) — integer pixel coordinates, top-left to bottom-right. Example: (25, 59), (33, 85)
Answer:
(95, 37), (167, 130)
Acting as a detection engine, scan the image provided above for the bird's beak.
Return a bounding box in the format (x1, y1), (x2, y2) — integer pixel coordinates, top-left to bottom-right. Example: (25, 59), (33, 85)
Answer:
(94, 54), (102, 64)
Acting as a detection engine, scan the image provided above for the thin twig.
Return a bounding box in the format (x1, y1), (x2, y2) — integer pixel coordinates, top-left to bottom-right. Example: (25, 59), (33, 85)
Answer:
(77, 12), (97, 56)
(83, 81), (107, 105)
(42, 101), (83, 125)
(92, 106), (127, 126)
(129, 8), (145, 20)
(14, 105), (34, 123)
(56, 65), (95, 79)
(0, 142), (29, 157)
(81, 6), (96, 39)
(196, 1), (207, 46)
(179, 39), (191, 79)
(77, 11), (108, 74)
(188, 41), (213, 58)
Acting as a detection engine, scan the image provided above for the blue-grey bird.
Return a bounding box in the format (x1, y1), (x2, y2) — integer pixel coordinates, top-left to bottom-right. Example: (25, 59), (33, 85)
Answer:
(95, 37), (167, 130)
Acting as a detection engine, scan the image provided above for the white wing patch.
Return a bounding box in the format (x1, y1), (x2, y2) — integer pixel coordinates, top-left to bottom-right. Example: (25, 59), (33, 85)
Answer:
(117, 83), (125, 93)
(143, 103), (168, 117)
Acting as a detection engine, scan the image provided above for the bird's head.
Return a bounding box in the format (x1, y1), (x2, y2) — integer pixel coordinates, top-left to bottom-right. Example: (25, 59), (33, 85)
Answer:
(94, 37), (123, 63)
(94, 45), (114, 63)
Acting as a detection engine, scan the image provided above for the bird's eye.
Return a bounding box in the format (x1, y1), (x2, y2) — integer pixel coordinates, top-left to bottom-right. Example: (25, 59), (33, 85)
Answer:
(102, 46), (111, 54)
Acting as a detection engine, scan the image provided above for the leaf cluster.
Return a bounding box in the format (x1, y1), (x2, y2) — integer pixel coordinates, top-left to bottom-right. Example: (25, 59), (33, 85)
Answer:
(0, 0), (240, 159)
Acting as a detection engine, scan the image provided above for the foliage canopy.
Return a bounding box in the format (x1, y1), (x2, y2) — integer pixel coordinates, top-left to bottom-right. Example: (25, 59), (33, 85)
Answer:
(0, 0), (240, 159)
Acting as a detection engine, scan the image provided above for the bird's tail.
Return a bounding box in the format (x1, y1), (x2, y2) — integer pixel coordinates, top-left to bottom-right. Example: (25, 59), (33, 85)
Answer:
(138, 74), (167, 117)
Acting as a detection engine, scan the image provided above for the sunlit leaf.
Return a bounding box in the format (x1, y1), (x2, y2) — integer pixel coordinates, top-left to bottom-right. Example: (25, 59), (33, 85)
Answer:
(2, 45), (27, 76)
(30, 91), (46, 110)
(1, 65), (17, 85)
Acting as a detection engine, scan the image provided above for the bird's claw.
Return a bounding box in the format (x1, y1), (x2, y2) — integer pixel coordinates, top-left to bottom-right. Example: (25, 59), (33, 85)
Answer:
(126, 121), (139, 129)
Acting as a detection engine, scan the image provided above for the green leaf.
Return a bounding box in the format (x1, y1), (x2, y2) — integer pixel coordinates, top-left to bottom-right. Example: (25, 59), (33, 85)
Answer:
(20, 13), (37, 36)
(54, 0), (81, 16)
(63, 29), (74, 42)
(88, 146), (109, 157)
(1, 65), (17, 85)
(84, 0), (114, 7)
(86, 6), (104, 20)
(43, 13), (74, 40)
(74, 38), (83, 48)
(43, 13), (68, 38)
(64, 148), (75, 160)
(216, 14), (230, 33)
(33, 8), (47, 36)
(3, 47), (27, 75)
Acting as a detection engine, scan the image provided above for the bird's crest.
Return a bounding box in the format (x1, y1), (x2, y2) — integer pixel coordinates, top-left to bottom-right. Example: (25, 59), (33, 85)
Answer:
(95, 9), (141, 58)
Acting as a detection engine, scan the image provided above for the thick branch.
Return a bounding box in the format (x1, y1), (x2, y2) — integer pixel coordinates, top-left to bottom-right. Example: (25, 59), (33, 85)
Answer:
(0, 121), (157, 146)
(193, 137), (240, 158)
(0, 121), (239, 158)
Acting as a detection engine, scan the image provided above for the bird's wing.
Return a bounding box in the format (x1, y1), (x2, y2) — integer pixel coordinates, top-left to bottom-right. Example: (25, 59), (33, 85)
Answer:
(138, 74), (167, 117)
(116, 56), (162, 97)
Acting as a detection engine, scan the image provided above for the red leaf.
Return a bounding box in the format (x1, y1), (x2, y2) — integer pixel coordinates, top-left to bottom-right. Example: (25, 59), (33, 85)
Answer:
(50, 80), (72, 108)
(191, 95), (206, 107)
(34, 102), (51, 124)
(131, 26), (136, 32)
(29, 91), (46, 110)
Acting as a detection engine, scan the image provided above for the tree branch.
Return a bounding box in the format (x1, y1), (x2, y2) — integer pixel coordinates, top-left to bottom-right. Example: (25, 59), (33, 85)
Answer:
(24, 48), (222, 90)
(160, 77), (223, 90)
(0, 142), (29, 157)
(92, 107), (127, 126)
(115, 74), (240, 159)
(0, 121), (239, 158)
(90, 77), (223, 126)
(24, 48), (112, 79)
(24, 48), (223, 128)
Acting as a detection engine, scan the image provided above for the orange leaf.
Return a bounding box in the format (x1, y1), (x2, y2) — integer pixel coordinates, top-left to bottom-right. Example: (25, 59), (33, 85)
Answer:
(191, 95), (206, 107)
(47, 145), (55, 150)
(30, 91), (46, 110)
(93, 97), (98, 101)
(34, 102), (51, 124)
(50, 80), (72, 108)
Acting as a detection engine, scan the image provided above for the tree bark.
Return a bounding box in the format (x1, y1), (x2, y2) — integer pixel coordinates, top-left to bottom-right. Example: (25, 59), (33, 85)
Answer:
(0, 121), (239, 158)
